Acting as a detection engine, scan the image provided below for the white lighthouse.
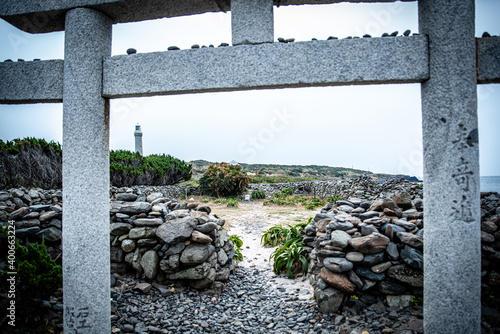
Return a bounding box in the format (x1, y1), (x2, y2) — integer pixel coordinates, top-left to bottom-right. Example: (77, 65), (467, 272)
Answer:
(134, 123), (143, 155)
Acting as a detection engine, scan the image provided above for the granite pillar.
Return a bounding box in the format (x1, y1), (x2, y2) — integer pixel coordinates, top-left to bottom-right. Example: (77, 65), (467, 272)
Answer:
(231, 0), (274, 45)
(419, 0), (481, 332)
(62, 8), (112, 333)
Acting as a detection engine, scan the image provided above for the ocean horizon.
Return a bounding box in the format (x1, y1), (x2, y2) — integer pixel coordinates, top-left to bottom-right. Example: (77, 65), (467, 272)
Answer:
(481, 176), (500, 193)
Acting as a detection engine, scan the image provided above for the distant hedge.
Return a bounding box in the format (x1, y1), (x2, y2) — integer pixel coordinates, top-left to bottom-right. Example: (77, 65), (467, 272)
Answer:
(110, 150), (192, 187)
(0, 138), (62, 189)
(0, 138), (192, 189)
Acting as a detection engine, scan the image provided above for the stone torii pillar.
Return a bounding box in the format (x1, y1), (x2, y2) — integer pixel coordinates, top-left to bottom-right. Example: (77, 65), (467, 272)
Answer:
(62, 8), (112, 333)
(419, 0), (481, 332)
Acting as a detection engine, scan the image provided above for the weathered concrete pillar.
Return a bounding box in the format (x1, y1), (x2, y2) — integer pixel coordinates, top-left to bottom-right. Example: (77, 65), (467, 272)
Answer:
(62, 8), (112, 333)
(419, 0), (480, 332)
(231, 0), (274, 45)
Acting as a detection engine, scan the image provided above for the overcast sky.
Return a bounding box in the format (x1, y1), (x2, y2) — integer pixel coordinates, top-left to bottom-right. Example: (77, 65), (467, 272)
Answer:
(0, 1), (499, 178)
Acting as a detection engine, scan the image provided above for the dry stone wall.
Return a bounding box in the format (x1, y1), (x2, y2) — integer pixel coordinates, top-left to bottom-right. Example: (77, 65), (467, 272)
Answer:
(0, 187), (235, 290)
(304, 187), (500, 316)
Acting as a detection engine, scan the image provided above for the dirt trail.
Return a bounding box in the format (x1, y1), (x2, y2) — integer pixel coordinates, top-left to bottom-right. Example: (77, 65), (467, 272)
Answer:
(204, 199), (316, 299)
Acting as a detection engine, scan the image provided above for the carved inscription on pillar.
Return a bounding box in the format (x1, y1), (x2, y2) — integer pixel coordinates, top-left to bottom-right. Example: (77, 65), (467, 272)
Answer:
(451, 123), (478, 223)
(65, 306), (91, 332)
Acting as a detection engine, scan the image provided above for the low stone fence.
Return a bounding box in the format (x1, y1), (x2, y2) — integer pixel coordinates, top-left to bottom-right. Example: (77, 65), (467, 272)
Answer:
(0, 188), (234, 290)
(305, 190), (500, 316)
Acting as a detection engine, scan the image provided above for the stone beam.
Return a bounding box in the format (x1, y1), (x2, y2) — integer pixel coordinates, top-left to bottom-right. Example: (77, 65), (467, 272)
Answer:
(477, 36), (500, 84)
(419, 0), (481, 332)
(103, 35), (429, 98)
(0, 0), (415, 33)
(0, 60), (63, 104)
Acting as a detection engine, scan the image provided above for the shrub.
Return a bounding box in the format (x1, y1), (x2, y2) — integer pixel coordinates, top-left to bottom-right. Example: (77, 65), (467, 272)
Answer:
(251, 189), (266, 200)
(0, 229), (62, 332)
(306, 197), (325, 210)
(0, 137), (62, 189)
(226, 198), (239, 208)
(270, 238), (308, 279)
(229, 234), (244, 261)
(199, 163), (251, 197)
(327, 194), (342, 203)
(110, 150), (192, 187)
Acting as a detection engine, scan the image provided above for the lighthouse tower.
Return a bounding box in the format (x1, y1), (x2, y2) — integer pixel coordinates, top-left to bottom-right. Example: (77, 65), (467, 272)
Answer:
(134, 123), (143, 155)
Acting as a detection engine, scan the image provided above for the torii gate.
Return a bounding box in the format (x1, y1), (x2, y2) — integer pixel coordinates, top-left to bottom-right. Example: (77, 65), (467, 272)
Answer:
(0, 0), (499, 332)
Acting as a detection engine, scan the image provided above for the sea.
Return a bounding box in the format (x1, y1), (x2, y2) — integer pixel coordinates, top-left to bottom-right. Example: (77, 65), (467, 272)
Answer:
(481, 176), (500, 193)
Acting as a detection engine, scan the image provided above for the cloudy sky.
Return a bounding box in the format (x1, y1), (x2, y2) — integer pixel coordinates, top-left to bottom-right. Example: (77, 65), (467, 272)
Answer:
(0, 1), (499, 178)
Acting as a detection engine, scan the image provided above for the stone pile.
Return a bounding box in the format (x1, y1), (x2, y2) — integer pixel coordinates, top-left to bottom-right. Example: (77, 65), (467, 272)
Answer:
(110, 190), (235, 290)
(306, 190), (500, 321)
(0, 188), (63, 242)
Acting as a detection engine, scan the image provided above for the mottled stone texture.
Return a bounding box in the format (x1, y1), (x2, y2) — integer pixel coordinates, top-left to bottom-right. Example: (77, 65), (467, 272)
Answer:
(103, 36), (429, 98)
(231, 0), (273, 45)
(0, 0), (413, 33)
(0, 60), (63, 104)
(419, 0), (481, 333)
(62, 8), (112, 334)
(477, 37), (500, 84)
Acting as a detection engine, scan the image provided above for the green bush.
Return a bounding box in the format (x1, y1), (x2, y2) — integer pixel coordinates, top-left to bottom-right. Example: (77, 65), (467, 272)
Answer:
(0, 229), (62, 332)
(229, 234), (244, 261)
(269, 237), (308, 279)
(226, 198), (239, 208)
(0, 137), (62, 189)
(251, 189), (266, 199)
(306, 197), (326, 210)
(199, 163), (251, 197)
(110, 150), (192, 187)
(327, 194), (342, 203)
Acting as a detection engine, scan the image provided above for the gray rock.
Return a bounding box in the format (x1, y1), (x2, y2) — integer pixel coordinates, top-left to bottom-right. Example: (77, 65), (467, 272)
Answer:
(360, 223), (379, 236)
(37, 227), (62, 242)
(218, 249), (229, 266)
(29, 204), (51, 212)
(110, 201), (151, 214)
(164, 262), (211, 280)
(347, 270), (364, 290)
(180, 243), (215, 265)
(386, 295), (412, 308)
(133, 218), (163, 226)
(9, 207), (30, 220)
(195, 222), (218, 234)
(336, 200), (355, 208)
(330, 230), (351, 248)
(110, 246), (123, 262)
(355, 267), (385, 281)
(146, 192), (163, 202)
(371, 261), (392, 273)
(15, 226), (40, 238)
(392, 219), (417, 231)
(190, 268), (216, 290)
(359, 211), (380, 220)
(324, 257), (353, 273)
(345, 252), (364, 262)
(315, 287), (344, 313)
(386, 242), (400, 261)
(337, 205), (354, 213)
(387, 264), (423, 287)
(359, 251), (385, 267)
(140, 250), (159, 279)
(110, 222), (133, 236)
(328, 220), (354, 231)
(164, 242), (186, 257)
(10, 189), (24, 198)
(215, 267), (231, 281)
(121, 239), (136, 252)
(116, 193), (138, 201)
(378, 279), (407, 295)
(401, 245), (423, 270)
(14, 219), (40, 228)
(156, 216), (198, 244)
(397, 231), (423, 248)
(137, 238), (157, 247)
(128, 227), (156, 239)
(0, 191), (11, 201)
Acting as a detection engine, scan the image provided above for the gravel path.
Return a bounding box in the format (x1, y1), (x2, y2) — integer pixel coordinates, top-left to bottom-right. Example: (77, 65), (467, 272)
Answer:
(111, 201), (424, 334)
